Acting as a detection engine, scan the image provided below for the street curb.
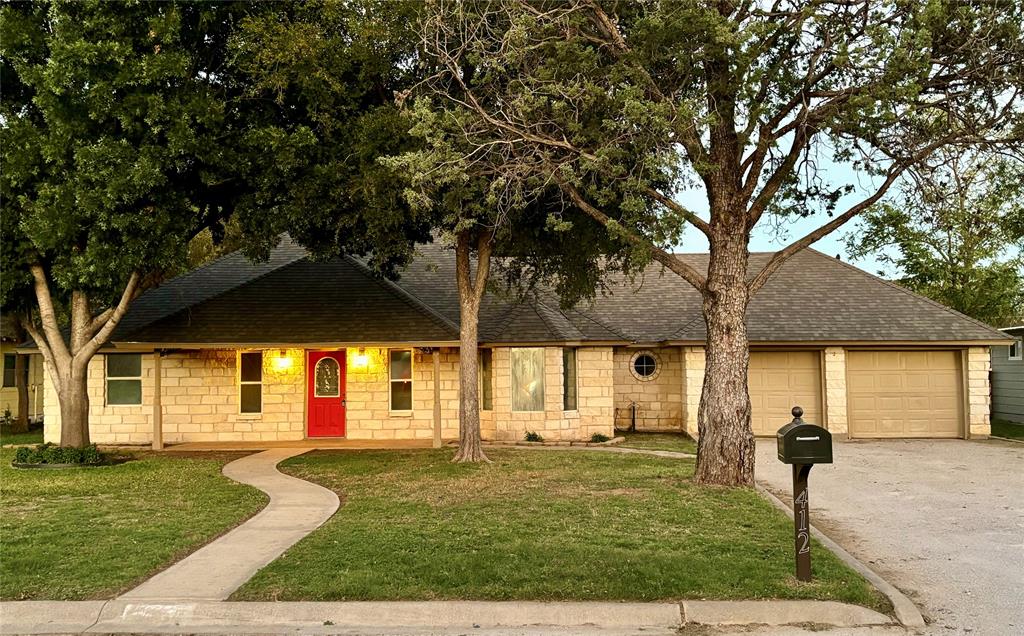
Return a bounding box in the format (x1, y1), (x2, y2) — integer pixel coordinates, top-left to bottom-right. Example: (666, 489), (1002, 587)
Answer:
(0, 599), (895, 634)
(756, 483), (926, 629)
(989, 435), (1024, 445)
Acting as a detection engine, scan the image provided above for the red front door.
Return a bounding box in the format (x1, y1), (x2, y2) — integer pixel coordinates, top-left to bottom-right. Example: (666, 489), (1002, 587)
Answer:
(307, 350), (346, 438)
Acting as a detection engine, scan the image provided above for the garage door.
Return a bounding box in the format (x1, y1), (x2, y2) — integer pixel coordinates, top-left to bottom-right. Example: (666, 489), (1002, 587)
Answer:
(847, 351), (962, 438)
(749, 351), (822, 436)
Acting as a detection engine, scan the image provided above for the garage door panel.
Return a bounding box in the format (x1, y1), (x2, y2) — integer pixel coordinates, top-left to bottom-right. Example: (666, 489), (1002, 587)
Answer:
(749, 351), (822, 436)
(848, 350), (962, 439)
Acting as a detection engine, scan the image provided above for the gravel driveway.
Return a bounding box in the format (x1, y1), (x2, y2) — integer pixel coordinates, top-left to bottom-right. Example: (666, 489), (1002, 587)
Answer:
(755, 439), (1024, 635)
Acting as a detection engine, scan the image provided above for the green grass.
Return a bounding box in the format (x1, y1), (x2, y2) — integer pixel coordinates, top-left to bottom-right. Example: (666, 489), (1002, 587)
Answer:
(1, 450), (267, 600)
(619, 431), (697, 454)
(0, 427), (43, 446)
(991, 419), (1024, 440)
(233, 449), (887, 612)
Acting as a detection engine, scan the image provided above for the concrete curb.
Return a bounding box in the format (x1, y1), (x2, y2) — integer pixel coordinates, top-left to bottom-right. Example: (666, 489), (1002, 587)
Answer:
(486, 443), (697, 459)
(756, 483), (926, 629)
(989, 435), (1024, 445)
(0, 599), (895, 635)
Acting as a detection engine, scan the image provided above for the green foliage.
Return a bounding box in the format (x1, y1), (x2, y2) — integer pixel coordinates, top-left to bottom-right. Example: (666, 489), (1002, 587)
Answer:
(1, 1), (257, 310)
(13, 443), (103, 466)
(524, 431), (544, 443)
(589, 433), (611, 443)
(846, 151), (1024, 326)
(0, 409), (13, 430)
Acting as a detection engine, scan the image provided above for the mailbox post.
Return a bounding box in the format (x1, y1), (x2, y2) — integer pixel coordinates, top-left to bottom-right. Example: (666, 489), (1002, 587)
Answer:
(777, 406), (832, 582)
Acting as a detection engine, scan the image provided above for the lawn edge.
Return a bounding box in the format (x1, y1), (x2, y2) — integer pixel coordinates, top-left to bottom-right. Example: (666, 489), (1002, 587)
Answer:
(755, 482), (925, 628)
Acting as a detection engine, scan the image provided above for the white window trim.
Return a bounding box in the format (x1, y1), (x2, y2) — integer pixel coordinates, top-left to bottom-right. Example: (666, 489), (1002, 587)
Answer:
(105, 353), (143, 407)
(511, 347), (546, 413)
(563, 347), (578, 412)
(238, 350), (264, 417)
(389, 348), (414, 414)
(629, 349), (661, 381)
(1010, 338), (1023, 361)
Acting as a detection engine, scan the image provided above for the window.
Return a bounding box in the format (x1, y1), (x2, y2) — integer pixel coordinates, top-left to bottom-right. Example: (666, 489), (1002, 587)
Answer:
(239, 351), (263, 414)
(390, 349), (413, 411)
(563, 347), (578, 411)
(630, 350), (659, 381)
(511, 347), (545, 411)
(1011, 338), (1023, 361)
(106, 354), (142, 405)
(2, 354), (14, 388)
(480, 349), (493, 410)
(314, 357), (340, 397)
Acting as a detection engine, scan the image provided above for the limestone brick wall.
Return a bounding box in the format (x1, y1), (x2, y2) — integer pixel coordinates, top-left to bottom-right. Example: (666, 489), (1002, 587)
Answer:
(681, 346), (705, 438)
(612, 347), (684, 432)
(822, 347), (848, 436)
(966, 346), (991, 437)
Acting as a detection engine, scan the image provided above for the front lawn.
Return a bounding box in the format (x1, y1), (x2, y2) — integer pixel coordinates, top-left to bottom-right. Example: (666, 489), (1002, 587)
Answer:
(991, 419), (1024, 440)
(0, 450), (267, 600)
(619, 431), (697, 454)
(234, 449), (886, 611)
(0, 427), (43, 446)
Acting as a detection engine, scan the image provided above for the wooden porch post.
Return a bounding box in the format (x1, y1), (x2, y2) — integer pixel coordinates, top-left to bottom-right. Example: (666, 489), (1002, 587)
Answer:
(152, 351), (163, 451)
(433, 348), (442, 448)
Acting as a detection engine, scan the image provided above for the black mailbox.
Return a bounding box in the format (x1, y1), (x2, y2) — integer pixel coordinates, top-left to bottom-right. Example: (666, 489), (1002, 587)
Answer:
(777, 406), (832, 464)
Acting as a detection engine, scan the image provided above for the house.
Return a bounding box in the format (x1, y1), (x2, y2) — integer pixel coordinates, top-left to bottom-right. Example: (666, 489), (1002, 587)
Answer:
(33, 238), (1008, 448)
(1, 316), (44, 422)
(991, 326), (1024, 423)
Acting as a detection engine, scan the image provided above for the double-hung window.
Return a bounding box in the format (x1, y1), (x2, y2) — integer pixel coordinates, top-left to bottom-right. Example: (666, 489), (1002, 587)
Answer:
(106, 354), (142, 405)
(511, 348), (545, 412)
(239, 351), (263, 414)
(562, 347), (578, 411)
(1010, 338), (1023, 361)
(390, 349), (413, 411)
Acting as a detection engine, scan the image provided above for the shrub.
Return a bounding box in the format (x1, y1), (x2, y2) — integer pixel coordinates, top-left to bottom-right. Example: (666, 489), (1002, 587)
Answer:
(524, 431), (544, 443)
(589, 433), (611, 443)
(14, 443), (104, 465)
(0, 408), (13, 429)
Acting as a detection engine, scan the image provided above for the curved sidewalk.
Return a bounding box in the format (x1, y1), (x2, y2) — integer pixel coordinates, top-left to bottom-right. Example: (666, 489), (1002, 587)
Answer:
(120, 448), (340, 602)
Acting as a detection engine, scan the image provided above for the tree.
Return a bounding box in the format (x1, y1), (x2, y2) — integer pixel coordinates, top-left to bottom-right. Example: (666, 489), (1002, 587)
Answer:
(232, 1), (635, 462)
(1, 1), (252, 447)
(411, 0), (1024, 485)
(847, 150), (1024, 326)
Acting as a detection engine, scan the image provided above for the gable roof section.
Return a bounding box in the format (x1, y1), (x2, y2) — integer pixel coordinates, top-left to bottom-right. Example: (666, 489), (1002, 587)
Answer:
(103, 238), (1008, 347)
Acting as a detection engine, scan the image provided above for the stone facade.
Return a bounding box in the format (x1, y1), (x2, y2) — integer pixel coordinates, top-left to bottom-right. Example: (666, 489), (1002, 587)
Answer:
(966, 346), (992, 437)
(822, 347), (848, 437)
(681, 347), (705, 438)
(612, 347), (684, 432)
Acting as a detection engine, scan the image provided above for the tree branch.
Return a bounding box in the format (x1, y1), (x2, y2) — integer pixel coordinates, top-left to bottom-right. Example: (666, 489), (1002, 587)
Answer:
(76, 271), (141, 363)
(28, 263), (71, 368)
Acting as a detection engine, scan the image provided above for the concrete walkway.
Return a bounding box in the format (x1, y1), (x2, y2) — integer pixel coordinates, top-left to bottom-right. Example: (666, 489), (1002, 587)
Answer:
(120, 448), (340, 601)
(0, 599), (892, 635)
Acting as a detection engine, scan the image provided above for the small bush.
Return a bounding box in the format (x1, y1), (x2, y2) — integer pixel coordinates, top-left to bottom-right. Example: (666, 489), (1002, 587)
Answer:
(0, 408), (14, 429)
(589, 433), (611, 443)
(524, 431), (544, 443)
(14, 443), (104, 465)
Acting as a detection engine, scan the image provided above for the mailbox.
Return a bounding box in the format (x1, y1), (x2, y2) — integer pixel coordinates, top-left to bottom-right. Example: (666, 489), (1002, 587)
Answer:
(777, 406), (832, 465)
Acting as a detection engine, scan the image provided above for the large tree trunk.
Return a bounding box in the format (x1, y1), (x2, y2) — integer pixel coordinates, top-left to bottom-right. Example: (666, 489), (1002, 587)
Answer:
(58, 367), (91, 448)
(694, 234), (756, 487)
(452, 230), (492, 463)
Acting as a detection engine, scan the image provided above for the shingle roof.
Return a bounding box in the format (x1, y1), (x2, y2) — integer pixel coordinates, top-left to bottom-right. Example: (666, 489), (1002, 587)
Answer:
(102, 238), (1008, 347)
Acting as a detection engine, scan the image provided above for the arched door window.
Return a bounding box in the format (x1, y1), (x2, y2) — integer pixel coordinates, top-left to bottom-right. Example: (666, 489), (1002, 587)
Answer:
(314, 357), (341, 397)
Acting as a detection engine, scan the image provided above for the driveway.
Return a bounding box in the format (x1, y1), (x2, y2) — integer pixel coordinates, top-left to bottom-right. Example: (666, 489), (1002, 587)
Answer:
(757, 438), (1019, 630)
(755, 439), (1024, 635)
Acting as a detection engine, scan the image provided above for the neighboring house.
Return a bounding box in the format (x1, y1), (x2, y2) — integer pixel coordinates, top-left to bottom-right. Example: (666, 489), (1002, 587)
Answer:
(31, 238), (1007, 447)
(1, 316), (44, 422)
(991, 326), (1024, 423)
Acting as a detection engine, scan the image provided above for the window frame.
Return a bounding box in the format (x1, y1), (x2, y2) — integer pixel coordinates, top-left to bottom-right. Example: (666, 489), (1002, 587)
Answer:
(510, 347), (546, 412)
(313, 356), (341, 397)
(1010, 338), (1023, 361)
(105, 353), (143, 406)
(479, 348), (493, 411)
(238, 350), (264, 416)
(388, 348), (414, 413)
(629, 350), (661, 381)
(2, 353), (15, 388)
(562, 347), (578, 411)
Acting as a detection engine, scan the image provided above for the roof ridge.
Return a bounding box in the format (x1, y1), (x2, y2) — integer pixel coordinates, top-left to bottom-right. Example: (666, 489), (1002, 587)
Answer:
(343, 255), (461, 337)
(669, 313), (706, 341)
(804, 248), (1010, 340)
(564, 302), (633, 341)
(531, 297), (584, 340)
(486, 302), (528, 341)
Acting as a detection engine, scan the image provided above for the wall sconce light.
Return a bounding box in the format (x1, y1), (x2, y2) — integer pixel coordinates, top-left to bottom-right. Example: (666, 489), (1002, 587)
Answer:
(273, 349), (293, 371)
(352, 347), (369, 369)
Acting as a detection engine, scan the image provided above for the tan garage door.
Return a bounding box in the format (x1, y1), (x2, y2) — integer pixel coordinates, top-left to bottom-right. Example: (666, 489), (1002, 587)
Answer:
(749, 351), (822, 436)
(847, 351), (963, 438)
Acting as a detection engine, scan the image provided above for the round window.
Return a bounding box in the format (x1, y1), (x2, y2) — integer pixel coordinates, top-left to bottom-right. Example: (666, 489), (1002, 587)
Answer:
(630, 351), (660, 380)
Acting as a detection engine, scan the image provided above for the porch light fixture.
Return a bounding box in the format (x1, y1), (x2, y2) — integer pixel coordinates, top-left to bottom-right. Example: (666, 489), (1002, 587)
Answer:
(352, 347), (369, 369)
(273, 349), (293, 371)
